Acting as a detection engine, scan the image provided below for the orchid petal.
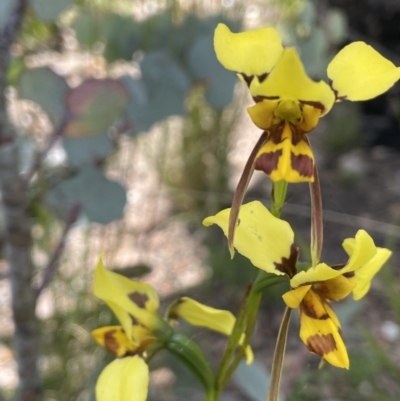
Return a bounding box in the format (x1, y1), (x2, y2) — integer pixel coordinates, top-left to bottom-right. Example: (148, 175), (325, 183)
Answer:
(96, 356), (149, 401)
(203, 201), (295, 276)
(169, 297), (253, 363)
(328, 42), (400, 101)
(252, 48), (335, 115)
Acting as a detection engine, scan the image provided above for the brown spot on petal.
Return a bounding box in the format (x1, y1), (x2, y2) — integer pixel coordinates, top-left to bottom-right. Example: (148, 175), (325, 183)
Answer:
(252, 95), (279, 103)
(307, 333), (337, 356)
(104, 329), (119, 355)
(255, 149), (282, 175)
(274, 244), (299, 278)
(331, 263), (346, 270)
(301, 295), (329, 320)
(240, 73), (253, 87)
(257, 72), (268, 83)
(291, 153), (314, 178)
(299, 100), (326, 113)
(130, 315), (140, 325)
(129, 292), (149, 308)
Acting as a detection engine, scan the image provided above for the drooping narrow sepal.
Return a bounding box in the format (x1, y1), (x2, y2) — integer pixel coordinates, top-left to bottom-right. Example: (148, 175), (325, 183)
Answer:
(228, 131), (268, 256)
(267, 307), (292, 401)
(308, 147), (323, 266)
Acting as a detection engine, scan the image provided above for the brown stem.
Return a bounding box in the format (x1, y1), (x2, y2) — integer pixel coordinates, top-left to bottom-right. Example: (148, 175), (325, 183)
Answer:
(35, 203), (82, 298)
(24, 113), (69, 185)
(0, 2), (42, 400)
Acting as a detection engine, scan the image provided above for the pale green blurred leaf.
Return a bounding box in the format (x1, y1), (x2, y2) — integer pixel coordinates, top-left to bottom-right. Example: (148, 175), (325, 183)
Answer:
(72, 11), (100, 48)
(122, 51), (190, 136)
(102, 14), (142, 62)
(62, 132), (114, 167)
(298, 27), (328, 78)
(234, 361), (285, 401)
(0, 0), (13, 31)
(186, 34), (236, 109)
(326, 8), (348, 45)
(31, 0), (74, 23)
(46, 167), (126, 224)
(18, 66), (69, 128)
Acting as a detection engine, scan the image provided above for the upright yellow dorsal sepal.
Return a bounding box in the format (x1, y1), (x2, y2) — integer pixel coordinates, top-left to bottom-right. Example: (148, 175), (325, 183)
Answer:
(214, 23), (283, 79)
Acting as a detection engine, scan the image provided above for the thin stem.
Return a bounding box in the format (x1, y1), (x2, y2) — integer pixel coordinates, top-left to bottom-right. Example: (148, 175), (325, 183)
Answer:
(35, 203), (82, 298)
(24, 113), (69, 185)
(267, 307), (292, 401)
(215, 283), (252, 392)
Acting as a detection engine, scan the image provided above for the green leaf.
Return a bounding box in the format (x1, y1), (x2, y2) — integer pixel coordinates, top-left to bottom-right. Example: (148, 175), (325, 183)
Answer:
(18, 66), (69, 128)
(46, 167), (126, 224)
(62, 132), (114, 167)
(186, 34), (236, 109)
(298, 28), (328, 78)
(64, 78), (129, 137)
(234, 361), (285, 401)
(72, 11), (101, 48)
(0, 0), (13, 31)
(122, 51), (190, 135)
(325, 8), (348, 45)
(166, 333), (215, 397)
(31, 0), (74, 23)
(102, 14), (142, 62)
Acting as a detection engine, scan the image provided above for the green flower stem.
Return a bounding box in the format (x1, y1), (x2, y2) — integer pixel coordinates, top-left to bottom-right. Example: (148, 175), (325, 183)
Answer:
(215, 285), (252, 393)
(215, 273), (286, 395)
(267, 307), (292, 401)
(220, 291), (261, 388)
(270, 180), (288, 218)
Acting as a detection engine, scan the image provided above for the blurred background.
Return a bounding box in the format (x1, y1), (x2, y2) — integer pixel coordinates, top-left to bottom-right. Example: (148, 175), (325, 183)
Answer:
(1, 0), (400, 400)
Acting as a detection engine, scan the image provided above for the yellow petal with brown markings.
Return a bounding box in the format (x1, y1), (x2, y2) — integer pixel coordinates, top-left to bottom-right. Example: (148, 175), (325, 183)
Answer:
(91, 326), (138, 357)
(203, 201), (294, 276)
(299, 290), (349, 369)
(255, 122), (315, 183)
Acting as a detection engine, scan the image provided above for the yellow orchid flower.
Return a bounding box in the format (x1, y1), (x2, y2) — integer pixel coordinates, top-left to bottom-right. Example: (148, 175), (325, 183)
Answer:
(214, 23), (400, 183)
(204, 201), (391, 368)
(92, 257), (254, 400)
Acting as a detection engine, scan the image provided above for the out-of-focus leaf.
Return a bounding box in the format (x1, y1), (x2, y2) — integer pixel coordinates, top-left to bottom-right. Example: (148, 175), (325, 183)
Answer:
(102, 14), (142, 62)
(122, 51), (190, 136)
(141, 11), (174, 51)
(298, 0), (316, 27)
(298, 27), (328, 78)
(72, 11), (101, 48)
(119, 75), (152, 135)
(46, 167), (126, 224)
(18, 66), (69, 128)
(234, 361), (285, 401)
(186, 34), (236, 109)
(62, 132), (114, 167)
(7, 57), (25, 86)
(0, 0), (13, 31)
(325, 8), (348, 45)
(31, 0), (74, 23)
(64, 78), (129, 137)
(335, 300), (363, 328)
